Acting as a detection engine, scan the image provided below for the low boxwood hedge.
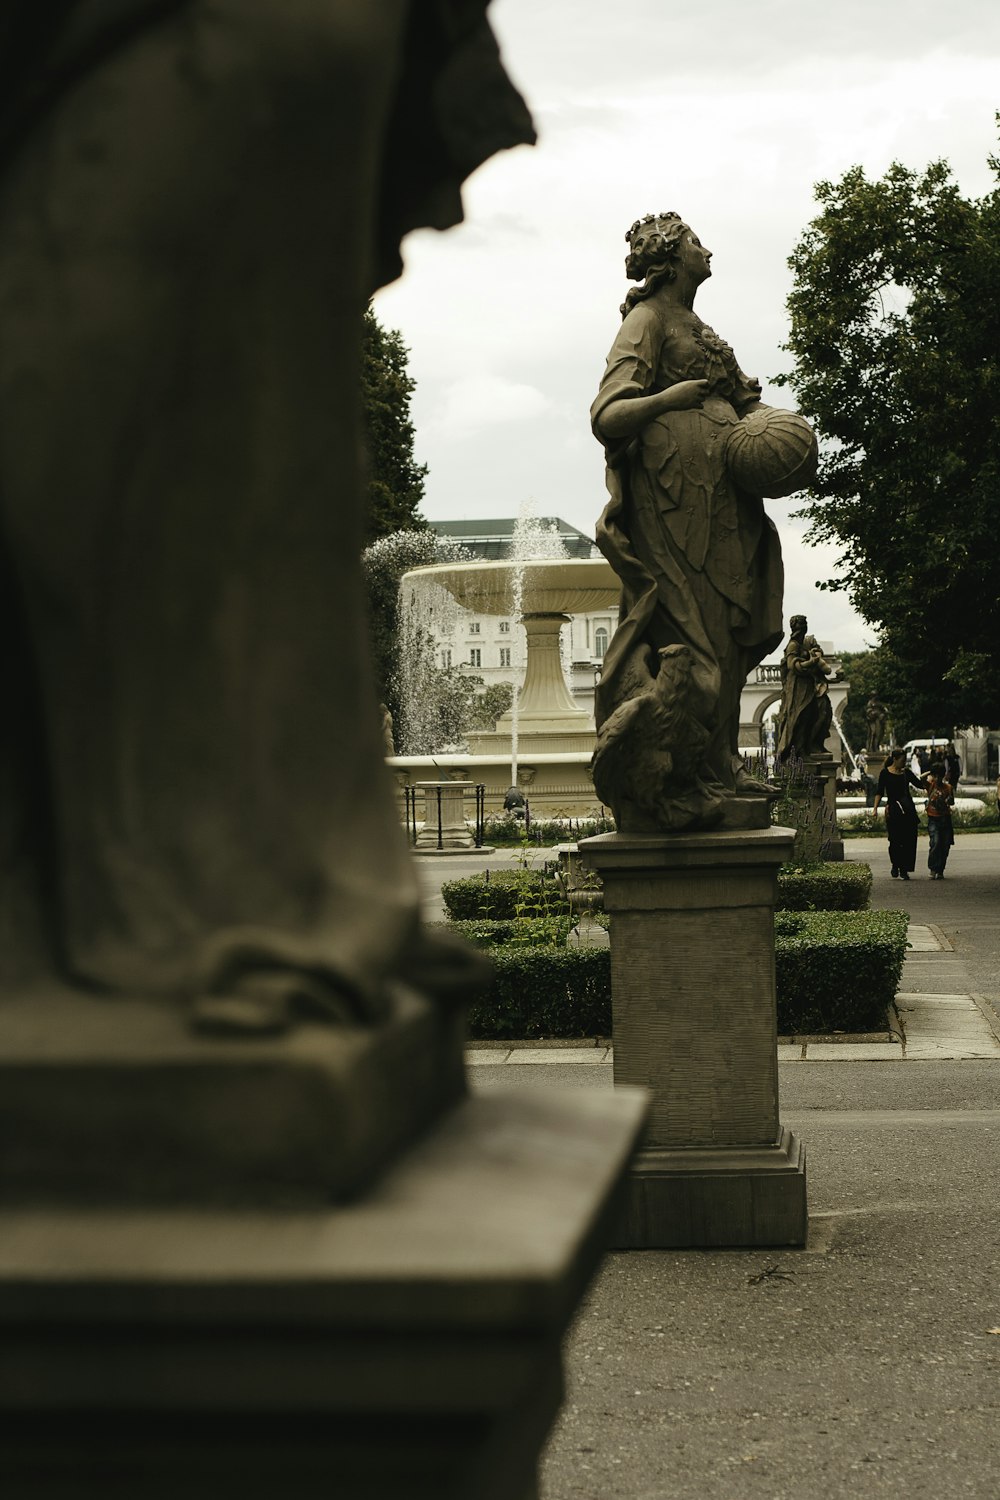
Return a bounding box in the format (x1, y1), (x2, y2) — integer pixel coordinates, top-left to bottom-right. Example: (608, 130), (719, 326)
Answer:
(447, 916), (577, 948)
(468, 946), (611, 1039)
(773, 909), (908, 1033)
(776, 862), (872, 911)
(441, 869), (571, 921)
(445, 859), (872, 922)
(447, 905), (906, 1039)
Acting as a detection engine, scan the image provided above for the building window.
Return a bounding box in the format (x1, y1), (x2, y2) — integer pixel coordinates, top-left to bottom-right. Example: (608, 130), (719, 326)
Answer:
(441, 648), (452, 669)
(499, 647), (511, 667)
(594, 626), (609, 659)
(470, 648), (481, 667)
(469, 621), (481, 635)
(499, 620), (511, 633)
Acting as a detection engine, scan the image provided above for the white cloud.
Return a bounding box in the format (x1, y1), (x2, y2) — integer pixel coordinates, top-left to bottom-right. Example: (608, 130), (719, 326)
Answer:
(374, 0), (1000, 651)
(424, 376), (553, 438)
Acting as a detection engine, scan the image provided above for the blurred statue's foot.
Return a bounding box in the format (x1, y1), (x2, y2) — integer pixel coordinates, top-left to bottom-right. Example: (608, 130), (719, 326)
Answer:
(734, 767), (781, 798)
(191, 969), (356, 1036)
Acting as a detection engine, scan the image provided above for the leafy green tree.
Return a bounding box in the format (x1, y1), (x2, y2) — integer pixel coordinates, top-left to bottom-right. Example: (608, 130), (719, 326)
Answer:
(362, 528), (484, 752)
(777, 138), (1000, 731)
(467, 682), (515, 731)
(361, 303), (428, 545)
(362, 528), (438, 746)
(837, 649), (899, 752)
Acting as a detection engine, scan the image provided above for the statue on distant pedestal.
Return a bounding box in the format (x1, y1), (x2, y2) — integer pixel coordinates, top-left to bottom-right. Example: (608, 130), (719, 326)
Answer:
(865, 694), (889, 755)
(590, 211), (816, 833)
(775, 617), (840, 761)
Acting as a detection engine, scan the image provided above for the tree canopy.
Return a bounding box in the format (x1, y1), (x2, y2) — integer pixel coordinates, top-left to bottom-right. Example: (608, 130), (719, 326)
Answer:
(361, 303), (428, 545)
(362, 528), (438, 748)
(362, 528), (498, 754)
(776, 133), (1000, 732)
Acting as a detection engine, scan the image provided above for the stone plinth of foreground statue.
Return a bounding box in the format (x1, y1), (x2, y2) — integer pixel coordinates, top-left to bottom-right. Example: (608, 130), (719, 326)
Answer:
(0, 1086), (645, 1500)
(581, 808), (806, 1249)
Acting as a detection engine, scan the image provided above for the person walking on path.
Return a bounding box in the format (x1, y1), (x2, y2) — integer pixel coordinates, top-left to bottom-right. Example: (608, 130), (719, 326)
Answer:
(872, 748), (926, 880)
(925, 770), (955, 879)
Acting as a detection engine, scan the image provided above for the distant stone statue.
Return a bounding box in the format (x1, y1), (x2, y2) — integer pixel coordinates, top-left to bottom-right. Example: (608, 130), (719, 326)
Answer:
(590, 211), (816, 833)
(865, 695), (889, 755)
(379, 704), (396, 757)
(0, 2), (534, 1034)
(775, 617), (839, 760)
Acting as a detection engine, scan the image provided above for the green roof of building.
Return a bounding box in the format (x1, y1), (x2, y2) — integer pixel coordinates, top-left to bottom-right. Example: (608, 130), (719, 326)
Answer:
(428, 517), (597, 560)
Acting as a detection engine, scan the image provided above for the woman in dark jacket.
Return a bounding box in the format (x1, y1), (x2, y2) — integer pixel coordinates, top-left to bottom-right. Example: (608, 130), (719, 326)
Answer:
(872, 749), (926, 880)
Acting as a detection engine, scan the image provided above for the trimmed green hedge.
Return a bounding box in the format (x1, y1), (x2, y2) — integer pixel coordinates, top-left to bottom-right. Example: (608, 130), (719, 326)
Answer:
(468, 947), (611, 1039)
(446, 859), (872, 922)
(773, 909), (908, 1033)
(441, 870), (570, 921)
(776, 862), (872, 911)
(481, 813), (613, 847)
(447, 905), (906, 1039)
(447, 916), (578, 948)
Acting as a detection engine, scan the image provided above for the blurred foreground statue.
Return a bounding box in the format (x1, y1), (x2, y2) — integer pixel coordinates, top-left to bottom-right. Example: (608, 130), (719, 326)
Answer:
(591, 212), (817, 832)
(0, 1), (542, 1195)
(0, 0), (531, 1034)
(0, 10), (648, 1500)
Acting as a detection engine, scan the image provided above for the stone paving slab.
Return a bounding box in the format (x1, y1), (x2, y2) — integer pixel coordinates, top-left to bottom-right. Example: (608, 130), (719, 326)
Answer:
(498, 1047), (612, 1065)
(804, 1042), (903, 1061)
(903, 1041), (999, 1060)
(896, 990), (975, 1006)
(906, 922), (948, 950)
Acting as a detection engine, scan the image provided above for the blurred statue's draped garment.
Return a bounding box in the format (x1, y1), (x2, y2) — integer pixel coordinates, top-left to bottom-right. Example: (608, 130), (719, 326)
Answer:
(591, 301), (784, 830)
(0, 1), (533, 1014)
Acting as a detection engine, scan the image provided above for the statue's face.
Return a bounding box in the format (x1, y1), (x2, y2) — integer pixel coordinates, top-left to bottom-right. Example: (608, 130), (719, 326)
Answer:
(676, 226), (712, 284)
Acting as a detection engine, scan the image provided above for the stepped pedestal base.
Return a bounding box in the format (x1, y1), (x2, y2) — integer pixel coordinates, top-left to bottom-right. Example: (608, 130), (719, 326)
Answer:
(581, 825), (807, 1249)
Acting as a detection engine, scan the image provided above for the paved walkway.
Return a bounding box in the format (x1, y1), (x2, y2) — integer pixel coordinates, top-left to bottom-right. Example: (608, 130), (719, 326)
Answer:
(465, 922), (1000, 1066)
(419, 834), (1000, 1496)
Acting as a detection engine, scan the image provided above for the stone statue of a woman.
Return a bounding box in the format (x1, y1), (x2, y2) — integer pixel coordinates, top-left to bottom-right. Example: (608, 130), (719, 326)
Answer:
(590, 212), (816, 833)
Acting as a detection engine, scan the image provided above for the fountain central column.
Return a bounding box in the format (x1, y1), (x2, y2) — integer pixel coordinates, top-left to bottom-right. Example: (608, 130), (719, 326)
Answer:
(515, 612), (585, 719)
(466, 612), (597, 757)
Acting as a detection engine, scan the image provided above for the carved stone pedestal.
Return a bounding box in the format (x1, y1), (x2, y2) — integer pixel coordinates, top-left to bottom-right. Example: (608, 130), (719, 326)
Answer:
(580, 826), (806, 1248)
(782, 752), (842, 862)
(415, 780), (477, 853)
(0, 1088), (646, 1500)
(806, 751), (844, 861)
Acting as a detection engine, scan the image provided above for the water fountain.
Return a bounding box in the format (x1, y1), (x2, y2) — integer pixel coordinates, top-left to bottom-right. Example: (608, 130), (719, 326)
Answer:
(403, 555), (620, 758)
(392, 515), (621, 823)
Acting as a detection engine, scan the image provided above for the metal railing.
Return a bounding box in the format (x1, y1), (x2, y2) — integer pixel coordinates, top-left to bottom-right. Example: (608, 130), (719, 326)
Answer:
(403, 784), (487, 848)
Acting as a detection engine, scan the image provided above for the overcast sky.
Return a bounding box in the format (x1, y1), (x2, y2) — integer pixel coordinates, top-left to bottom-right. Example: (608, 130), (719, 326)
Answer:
(373, 0), (1000, 655)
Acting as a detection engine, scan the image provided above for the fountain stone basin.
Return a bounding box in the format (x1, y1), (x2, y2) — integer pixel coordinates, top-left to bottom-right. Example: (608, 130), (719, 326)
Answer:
(402, 558), (621, 755)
